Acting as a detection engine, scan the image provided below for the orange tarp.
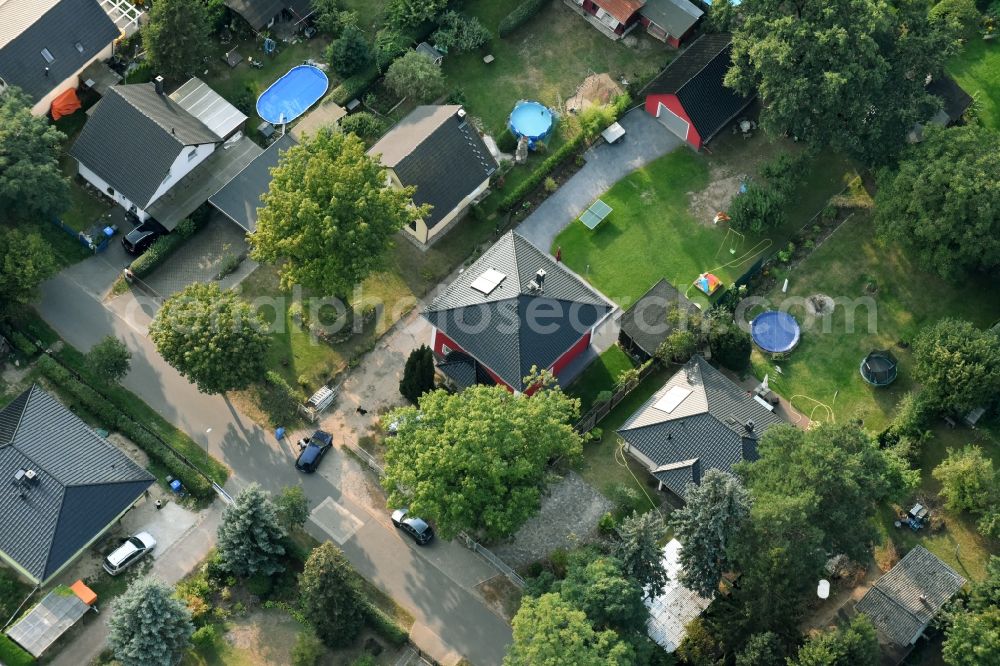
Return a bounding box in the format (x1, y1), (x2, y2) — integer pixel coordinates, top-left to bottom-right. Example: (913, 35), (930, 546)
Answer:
(70, 579), (97, 606)
(50, 88), (81, 120)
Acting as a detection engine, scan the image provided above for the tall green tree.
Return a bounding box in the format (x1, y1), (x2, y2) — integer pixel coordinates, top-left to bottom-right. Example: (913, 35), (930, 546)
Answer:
(726, 0), (954, 165)
(383, 377), (582, 539)
(275, 485), (310, 530)
(399, 344), (435, 403)
(942, 608), (1000, 666)
(387, 0), (448, 27)
(86, 336), (132, 384)
(735, 631), (785, 666)
(504, 593), (634, 666)
(0, 88), (68, 222)
(298, 542), (364, 647)
(385, 51), (447, 103)
(558, 555), (647, 632)
(216, 483), (286, 577)
(933, 445), (997, 513)
(327, 24), (371, 76)
(612, 510), (670, 600)
(432, 12), (492, 52)
(671, 469), (751, 598)
(252, 130), (423, 296)
(708, 317), (752, 372)
(788, 615), (879, 666)
(142, 0), (213, 80)
(875, 126), (1000, 279)
(738, 423), (917, 560)
(107, 577), (194, 666)
(912, 318), (1000, 415)
(150, 282), (269, 394)
(0, 228), (57, 307)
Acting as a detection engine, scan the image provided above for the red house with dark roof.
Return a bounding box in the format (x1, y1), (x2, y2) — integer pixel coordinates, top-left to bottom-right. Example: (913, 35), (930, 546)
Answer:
(565, 0), (703, 47)
(644, 33), (755, 150)
(423, 232), (615, 394)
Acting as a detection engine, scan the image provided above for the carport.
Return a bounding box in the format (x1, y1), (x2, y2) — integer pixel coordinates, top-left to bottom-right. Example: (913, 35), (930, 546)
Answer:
(5, 581), (97, 658)
(209, 134), (297, 233)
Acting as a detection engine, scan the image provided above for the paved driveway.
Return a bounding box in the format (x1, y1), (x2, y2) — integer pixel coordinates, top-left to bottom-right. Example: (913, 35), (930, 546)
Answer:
(516, 107), (683, 252)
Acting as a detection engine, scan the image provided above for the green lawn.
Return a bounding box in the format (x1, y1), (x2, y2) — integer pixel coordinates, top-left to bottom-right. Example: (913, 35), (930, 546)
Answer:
(948, 38), (1000, 130)
(565, 345), (635, 413)
(445, 0), (669, 135)
(875, 425), (1000, 582)
(553, 147), (853, 309)
(574, 364), (673, 509)
(751, 212), (1000, 433)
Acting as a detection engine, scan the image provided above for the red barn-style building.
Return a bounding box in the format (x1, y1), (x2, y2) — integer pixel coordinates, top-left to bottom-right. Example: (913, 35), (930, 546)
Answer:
(565, 0), (703, 47)
(644, 34), (755, 150)
(423, 232), (615, 394)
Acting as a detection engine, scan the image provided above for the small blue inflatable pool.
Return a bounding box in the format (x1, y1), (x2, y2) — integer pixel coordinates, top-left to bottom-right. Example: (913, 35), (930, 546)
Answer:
(508, 100), (554, 149)
(256, 65), (329, 125)
(751, 311), (801, 354)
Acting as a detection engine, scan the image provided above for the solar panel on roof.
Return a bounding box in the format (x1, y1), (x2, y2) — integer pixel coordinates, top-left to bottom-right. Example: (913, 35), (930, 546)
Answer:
(470, 268), (507, 295)
(654, 386), (692, 413)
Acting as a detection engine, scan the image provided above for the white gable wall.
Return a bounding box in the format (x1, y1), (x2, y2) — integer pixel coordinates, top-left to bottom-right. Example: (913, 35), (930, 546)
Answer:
(145, 141), (217, 208)
(77, 161), (152, 221)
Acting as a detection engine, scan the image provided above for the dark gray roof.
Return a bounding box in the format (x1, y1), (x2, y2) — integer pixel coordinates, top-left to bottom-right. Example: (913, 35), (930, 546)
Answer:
(224, 0), (313, 29)
(369, 106), (498, 230)
(645, 33), (754, 144)
(424, 232), (614, 391)
(856, 546), (965, 647)
(618, 356), (783, 498)
(70, 83), (220, 208)
(618, 278), (698, 359)
(0, 0), (119, 105)
(436, 352), (479, 390)
(640, 0), (703, 39)
(210, 134), (296, 232)
(0, 386), (153, 583)
(927, 75), (972, 125)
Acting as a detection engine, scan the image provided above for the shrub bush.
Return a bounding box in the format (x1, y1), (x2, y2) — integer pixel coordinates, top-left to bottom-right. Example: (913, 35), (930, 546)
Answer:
(130, 217), (200, 278)
(329, 68), (380, 106)
(264, 371), (301, 426)
(607, 482), (650, 519)
(327, 25), (372, 76)
(499, 0), (550, 37)
(190, 624), (219, 650)
(597, 511), (617, 536)
(340, 111), (384, 140)
(247, 572), (274, 598)
(362, 603), (408, 646)
(496, 128), (518, 153)
(291, 627), (325, 666)
(728, 183), (785, 234)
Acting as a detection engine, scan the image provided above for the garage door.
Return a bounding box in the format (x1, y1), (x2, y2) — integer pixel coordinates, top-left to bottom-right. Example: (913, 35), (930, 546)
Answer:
(656, 102), (690, 142)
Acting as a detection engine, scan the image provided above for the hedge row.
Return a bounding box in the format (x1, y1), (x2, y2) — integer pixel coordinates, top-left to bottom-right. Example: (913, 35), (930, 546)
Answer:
(36, 355), (215, 499)
(0, 634), (34, 666)
(130, 216), (200, 279)
(328, 67), (380, 107)
(499, 0), (550, 37)
(498, 133), (586, 211)
(363, 602), (408, 647)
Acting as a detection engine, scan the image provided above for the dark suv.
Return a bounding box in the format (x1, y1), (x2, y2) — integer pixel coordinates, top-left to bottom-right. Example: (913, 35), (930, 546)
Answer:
(391, 508), (434, 545)
(122, 221), (162, 255)
(295, 430), (334, 472)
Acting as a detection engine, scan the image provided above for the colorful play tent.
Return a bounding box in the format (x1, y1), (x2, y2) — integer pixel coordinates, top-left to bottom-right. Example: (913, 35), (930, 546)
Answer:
(693, 272), (722, 295)
(50, 88), (81, 120)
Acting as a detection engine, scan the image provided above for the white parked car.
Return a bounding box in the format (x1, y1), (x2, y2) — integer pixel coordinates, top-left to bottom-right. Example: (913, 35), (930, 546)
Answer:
(103, 531), (156, 575)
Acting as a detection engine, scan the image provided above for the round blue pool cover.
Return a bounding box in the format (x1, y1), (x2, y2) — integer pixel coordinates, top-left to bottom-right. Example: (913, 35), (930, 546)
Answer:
(508, 100), (554, 149)
(751, 311), (801, 354)
(256, 65), (329, 125)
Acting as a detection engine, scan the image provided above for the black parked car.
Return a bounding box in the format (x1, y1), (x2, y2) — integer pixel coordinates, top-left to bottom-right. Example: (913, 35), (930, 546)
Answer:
(391, 508), (434, 545)
(121, 221), (162, 255)
(295, 430), (334, 472)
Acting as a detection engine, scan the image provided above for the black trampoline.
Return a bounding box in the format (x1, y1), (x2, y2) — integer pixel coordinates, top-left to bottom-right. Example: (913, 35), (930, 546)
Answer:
(860, 350), (898, 386)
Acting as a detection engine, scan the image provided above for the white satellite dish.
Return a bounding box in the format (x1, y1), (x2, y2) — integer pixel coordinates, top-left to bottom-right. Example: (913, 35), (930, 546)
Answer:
(817, 579), (830, 599)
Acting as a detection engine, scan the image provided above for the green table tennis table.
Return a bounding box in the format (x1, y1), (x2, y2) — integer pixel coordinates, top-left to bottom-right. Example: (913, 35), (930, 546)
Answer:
(579, 199), (613, 229)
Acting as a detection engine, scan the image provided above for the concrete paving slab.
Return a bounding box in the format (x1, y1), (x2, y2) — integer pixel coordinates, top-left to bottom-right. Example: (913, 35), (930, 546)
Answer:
(310, 496), (365, 545)
(119, 501), (199, 559)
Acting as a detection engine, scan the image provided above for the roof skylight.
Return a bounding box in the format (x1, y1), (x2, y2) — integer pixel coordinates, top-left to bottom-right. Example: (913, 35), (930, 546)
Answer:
(653, 386), (692, 414)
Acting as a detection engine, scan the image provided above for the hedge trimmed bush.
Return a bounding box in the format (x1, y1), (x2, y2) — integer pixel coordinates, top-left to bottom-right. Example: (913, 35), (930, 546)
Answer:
(498, 133), (585, 211)
(36, 354), (215, 499)
(130, 217), (200, 278)
(329, 68), (380, 106)
(363, 603), (408, 646)
(0, 633), (35, 665)
(499, 0), (550, 37)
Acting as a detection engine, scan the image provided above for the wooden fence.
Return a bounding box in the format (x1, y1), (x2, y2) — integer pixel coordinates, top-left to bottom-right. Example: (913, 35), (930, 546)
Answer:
(574, 360), (658, 434)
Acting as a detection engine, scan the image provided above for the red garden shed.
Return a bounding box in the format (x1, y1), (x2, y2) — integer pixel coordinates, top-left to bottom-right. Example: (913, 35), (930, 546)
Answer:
(644, 33), (755, 150)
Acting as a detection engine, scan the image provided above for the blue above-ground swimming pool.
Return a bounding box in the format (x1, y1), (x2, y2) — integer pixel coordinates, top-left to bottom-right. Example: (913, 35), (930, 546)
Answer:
(508, 100), (554, 149)
(751, 311), (801, 354)
(256, 65), (329, 125)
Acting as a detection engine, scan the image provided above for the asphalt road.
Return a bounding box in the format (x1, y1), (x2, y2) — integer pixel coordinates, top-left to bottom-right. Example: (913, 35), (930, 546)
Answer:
(35, 263), (512, 666)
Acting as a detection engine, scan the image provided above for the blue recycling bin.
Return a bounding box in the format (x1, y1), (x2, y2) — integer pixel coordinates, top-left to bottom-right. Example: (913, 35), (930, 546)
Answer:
(170, 479), (183, 493)
(275, 427), (286, 441)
